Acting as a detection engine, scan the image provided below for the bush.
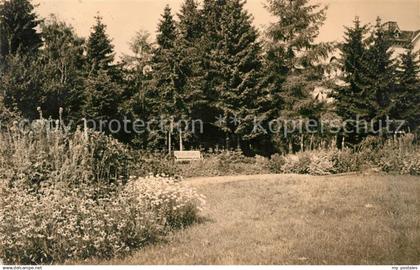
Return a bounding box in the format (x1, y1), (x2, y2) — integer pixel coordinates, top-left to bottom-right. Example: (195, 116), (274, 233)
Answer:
(268, 154), (286, 173)
(306, 151), (335, 175)
(377, 134), (420, 175)
(268, 148), (363, 175)
(269, 150), (335, 175)
(218, 150), (256, 165)
(131, 151), (179, 178)
(267, 135), (419, 176)
(280, 154), (304, 174)
(0, 122), (205, 264)
(0, 175), (205, 264)
(129, 175), (206, 228)
(330, 148), (361, 173)
(0, 121), (131, 191)
(400, 152), (420, 175)
(176, 150), (271, 178)
(130, 135), (419, 179)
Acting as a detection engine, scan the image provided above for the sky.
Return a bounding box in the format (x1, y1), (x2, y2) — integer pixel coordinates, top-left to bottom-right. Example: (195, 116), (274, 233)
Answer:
(35, 0), (420, 57)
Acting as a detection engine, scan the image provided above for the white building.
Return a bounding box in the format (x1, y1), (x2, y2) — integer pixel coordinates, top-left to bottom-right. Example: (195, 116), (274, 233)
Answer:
(314, 21), (420, 102)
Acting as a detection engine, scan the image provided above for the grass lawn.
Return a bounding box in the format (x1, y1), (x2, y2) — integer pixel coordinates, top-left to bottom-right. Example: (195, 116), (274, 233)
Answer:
(88, 173), (420, 265)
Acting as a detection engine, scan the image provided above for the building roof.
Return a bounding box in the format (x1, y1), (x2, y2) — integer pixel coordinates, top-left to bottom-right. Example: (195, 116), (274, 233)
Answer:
(382, 21), (420, 48)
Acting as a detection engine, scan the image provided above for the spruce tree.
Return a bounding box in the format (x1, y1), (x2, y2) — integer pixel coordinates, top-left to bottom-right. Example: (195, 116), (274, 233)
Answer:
(191, 0), (228, 149)
(86, 15), (116, 76)
(149, 5), (185, 148)
(334, 17), (397, 142)
(83, 70), (122, 127)
(332, 17), (371, 144)
(393, 46), (420, 132)
(201, 0), (226, 46)
(83, 15), (123, 134)
(199, 0), (227, 100)
(0, 0), (42, 58)
(178, 0), (202, 42)
(0, 0), (42, 119)
(212, 0), (263, 153)
(177, 0), (205, 110)
(151, 5), (179, 115)
(362, 18), (396, 133)
(263, 0), (334, 153)
(156, 6), (176, 50)
(333, 17), (370, 121)
(176, 0), (207, 147)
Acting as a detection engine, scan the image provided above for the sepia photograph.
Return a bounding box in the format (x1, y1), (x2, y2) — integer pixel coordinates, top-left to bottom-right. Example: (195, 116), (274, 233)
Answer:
(0, 0), (419, 268)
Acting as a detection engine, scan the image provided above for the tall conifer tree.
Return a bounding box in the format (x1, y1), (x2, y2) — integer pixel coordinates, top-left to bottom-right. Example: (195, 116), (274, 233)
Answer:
(176, 0), (207, 147)
(149, 5), (186, 148)
(332, 17), (371, 144)
(0, 0), (42, 119)
(192, 0), (228, 148)
(333, 17), (370, 121)
(393, 46), (420, 132)
(83, 15), (122, 132)
(363, 18), (396, 127)
(213, 0), (263, 152)
(0, 0), (42, 58)
(335, 17), (398, 142)
(177, 0), (205, 111)
(86, 15), (116, 76)
(262, 0), (334, 153)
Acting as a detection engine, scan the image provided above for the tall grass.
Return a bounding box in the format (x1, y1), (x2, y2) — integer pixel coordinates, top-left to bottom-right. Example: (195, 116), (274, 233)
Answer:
(0, 120), (131, 192)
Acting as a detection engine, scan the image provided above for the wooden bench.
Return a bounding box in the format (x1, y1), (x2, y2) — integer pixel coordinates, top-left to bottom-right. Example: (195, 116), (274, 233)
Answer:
(174, 151), (202, 162)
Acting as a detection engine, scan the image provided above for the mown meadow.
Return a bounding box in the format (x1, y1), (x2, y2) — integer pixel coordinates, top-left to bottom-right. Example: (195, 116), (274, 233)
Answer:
(81, 174), (420, 265)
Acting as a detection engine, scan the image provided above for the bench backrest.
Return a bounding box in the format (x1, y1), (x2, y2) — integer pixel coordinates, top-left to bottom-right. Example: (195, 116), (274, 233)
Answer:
(174, 151), (202, 160)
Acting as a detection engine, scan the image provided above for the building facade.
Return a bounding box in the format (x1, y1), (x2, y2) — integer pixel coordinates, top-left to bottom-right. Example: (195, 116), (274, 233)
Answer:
(382, 21), (420, 57)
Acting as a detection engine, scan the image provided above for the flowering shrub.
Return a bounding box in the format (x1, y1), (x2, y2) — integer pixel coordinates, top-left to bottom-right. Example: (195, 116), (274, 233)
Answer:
(0, 123), (204, 264)
(269, 151), (333, 175)
(269, 149), (359, 175)
(128, 175), (206, 228)
(0, 176), (205, 264)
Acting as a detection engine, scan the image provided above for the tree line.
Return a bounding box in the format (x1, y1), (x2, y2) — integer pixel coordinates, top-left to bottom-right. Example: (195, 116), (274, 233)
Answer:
(0, 0), (418, 156)
(333, 17), (419, 145)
